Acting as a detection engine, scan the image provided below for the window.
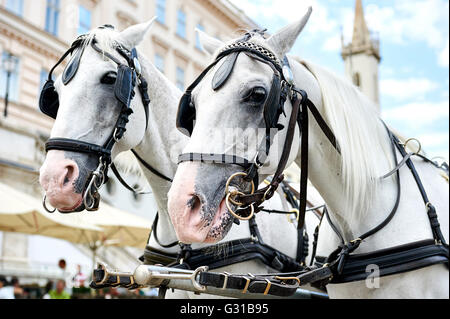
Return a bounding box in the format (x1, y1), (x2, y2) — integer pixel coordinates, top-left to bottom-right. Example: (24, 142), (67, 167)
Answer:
(156, 0), (166, 24)
(195, 23), (205, 50)
(0, 52), (20, 102)
(176, 67), (185, 90)
(5, 0), (23, 17)
(154, 54), (164, 73)
(176, 9), (186, 39)
(353, 72), (361, 88)
(78, 5), (92, 35)
(45, 0), (60, 36)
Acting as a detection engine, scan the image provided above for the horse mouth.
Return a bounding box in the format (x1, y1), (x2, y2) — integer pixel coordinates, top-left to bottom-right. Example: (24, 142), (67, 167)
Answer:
(57, 196), (85, 213)
(203, 196), (234, 243)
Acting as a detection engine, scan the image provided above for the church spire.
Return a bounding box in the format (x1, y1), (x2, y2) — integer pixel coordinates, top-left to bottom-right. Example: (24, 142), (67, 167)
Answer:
(352, 0), (371, 47)
(341, 0), (381, 107)
(342, 0), (380, 61)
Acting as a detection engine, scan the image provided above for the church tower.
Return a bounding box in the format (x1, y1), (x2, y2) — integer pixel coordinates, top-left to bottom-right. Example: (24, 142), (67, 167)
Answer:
(341, 0), (381, 108)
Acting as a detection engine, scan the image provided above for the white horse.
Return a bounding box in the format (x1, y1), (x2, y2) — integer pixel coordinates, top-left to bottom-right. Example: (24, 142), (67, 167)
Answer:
(38, 20), (316, 298)
(167, 8), (449, 298)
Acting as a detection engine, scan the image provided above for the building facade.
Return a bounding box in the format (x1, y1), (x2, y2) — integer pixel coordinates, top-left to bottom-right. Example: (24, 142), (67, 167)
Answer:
(0, 0), (256, 285)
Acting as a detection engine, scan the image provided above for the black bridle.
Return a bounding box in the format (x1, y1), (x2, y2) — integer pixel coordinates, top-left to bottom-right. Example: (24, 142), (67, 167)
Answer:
(176, 31), (339, 228)
(39, 28), (172, 213)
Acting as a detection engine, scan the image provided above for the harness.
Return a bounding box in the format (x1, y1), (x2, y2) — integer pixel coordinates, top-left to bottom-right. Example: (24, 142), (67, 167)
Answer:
(140, 180), (310, 270)
(91, 181), (314, 297)
(39, 27), (172, 213)
(41, 30), (313, 297)
(170, 30), (449, 296)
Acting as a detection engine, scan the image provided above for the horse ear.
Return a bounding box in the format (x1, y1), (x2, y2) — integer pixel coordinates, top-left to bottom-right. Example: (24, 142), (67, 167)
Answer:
(196, 28), (224, 55)
(266, 7), (312, 57)
(118, 17), (156, 48)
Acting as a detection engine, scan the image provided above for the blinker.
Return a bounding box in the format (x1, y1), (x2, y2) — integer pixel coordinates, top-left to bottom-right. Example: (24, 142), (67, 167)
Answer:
(62, 46), (86, 85)
(115, 65), (135, 106)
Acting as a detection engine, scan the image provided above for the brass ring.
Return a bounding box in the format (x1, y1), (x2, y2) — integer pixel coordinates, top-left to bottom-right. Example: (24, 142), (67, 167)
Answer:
(286, 208), (299, 224)
(225, 172), (255, 196)
(227, 191), (246, 206)
(226, 193), (255, 221)
(404, 138), (422, 155)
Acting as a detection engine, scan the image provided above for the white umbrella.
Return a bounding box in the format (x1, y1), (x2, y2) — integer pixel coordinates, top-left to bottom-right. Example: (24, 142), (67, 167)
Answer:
(75, 202), (153, 248)
(0, 182), (103, 243)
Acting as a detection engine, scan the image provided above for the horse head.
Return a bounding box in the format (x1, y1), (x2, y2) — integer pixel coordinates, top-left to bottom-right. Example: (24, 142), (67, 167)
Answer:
(39, 20), (155, 213)
(167, 9), (313, 244)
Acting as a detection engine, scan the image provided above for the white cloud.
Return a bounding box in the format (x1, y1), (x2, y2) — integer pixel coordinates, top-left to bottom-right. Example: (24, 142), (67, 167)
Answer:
(417, 132), (449, 160)
(418, 132), (449, 149)
(438, 39), (449, 67)
(364, 0), (449, 49)
(382, 100), (449, 129)
(322, 34), (341, 52)
(380, 78), (440, 100)
(382, 100), (449, 160)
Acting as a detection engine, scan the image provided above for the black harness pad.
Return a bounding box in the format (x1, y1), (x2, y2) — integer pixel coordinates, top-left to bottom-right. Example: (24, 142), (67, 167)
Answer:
(39, 79), (59, 119)
(212, 52), (239, 91)
(176, 41), (285, 137)
(39, 45), (87, 119)
(263, 73), (282, 128)
(62, 46), (85, 85)
(176, 93), (196, 136)
(115, 65), (135, 106)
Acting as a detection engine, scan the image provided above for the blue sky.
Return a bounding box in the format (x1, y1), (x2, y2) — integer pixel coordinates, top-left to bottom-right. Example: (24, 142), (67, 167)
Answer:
(229, 0), (449, 160)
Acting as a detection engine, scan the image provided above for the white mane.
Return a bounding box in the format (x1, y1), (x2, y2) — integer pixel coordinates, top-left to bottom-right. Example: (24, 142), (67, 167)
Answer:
(293, 57), (395, 224)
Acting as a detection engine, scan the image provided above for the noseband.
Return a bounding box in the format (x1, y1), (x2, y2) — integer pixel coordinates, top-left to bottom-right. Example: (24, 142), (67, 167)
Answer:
(40, 27), (171, 213)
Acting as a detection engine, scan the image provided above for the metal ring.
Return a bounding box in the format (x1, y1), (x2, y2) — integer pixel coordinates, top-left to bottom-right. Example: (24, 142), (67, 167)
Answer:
(226, 193), (255, 221)
(227, 190), (245, 206)
(42, 195), (56, 213)
(262, 185), (273, 202)
(286, 209), (299, 224)
(404, 138), (422, 155)
(225, 172), (255, 197)
(191, 266), (208, 292)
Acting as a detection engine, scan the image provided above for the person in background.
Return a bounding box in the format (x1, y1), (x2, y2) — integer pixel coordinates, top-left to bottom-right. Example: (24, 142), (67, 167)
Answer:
(49, 280), (71, 299)
(42, 281), (53, 299)
(73, 265), (87, 288)
(11, 277), (24, 299)
(57, 258), (73, 294)
(0, 276), (14, 299)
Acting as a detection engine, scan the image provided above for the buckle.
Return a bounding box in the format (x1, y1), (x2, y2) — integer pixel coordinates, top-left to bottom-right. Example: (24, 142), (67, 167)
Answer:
(274, 276), (301, 286)
(221, 272), (230, 290)
(263, 279), (272, 295)
(241, 276), (251, 294)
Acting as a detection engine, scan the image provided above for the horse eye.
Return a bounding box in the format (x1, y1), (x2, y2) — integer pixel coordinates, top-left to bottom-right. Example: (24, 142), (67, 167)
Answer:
(243, 87), (267, 105)
(100, 72), (117, 85)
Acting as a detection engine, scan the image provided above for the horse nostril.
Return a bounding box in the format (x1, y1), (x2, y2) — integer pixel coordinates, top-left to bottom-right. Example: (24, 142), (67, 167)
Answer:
(63, 164), (76, 186)
(187, 195), (201, 211)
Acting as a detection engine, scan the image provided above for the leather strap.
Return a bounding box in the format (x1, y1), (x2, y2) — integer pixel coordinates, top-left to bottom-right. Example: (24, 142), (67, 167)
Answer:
(178, 153), (251, 169)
